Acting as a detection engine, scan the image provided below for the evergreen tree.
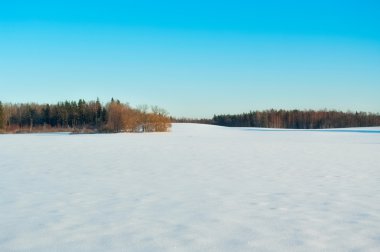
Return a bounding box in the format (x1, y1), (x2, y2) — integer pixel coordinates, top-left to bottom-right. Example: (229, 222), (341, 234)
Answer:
(0, 101), (4, 130)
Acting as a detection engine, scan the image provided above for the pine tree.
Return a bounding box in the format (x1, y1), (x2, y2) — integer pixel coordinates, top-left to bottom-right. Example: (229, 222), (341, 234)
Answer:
(0, 101), (4, 130)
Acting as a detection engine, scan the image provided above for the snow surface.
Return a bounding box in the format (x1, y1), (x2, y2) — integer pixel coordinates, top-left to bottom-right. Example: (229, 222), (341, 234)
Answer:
(1, 123), (380, 251)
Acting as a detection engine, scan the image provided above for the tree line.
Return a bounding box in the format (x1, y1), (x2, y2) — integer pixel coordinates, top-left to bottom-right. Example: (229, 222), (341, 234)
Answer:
(0, 99), (171, 133)
(211, 109), (380, 129)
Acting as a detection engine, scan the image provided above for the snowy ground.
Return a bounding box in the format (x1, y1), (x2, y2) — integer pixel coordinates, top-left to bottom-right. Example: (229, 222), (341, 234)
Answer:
(1, 123), (380, 251)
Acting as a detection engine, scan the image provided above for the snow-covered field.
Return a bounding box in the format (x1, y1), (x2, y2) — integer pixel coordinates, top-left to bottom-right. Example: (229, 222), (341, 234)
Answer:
(1, 123), (380, 252)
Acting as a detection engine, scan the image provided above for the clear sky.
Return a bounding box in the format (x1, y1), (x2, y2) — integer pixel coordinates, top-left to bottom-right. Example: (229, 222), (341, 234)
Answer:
(0, 0), (379, 118)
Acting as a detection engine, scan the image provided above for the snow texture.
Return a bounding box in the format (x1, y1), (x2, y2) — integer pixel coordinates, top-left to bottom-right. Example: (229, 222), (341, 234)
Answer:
(1, 123), (380, 251)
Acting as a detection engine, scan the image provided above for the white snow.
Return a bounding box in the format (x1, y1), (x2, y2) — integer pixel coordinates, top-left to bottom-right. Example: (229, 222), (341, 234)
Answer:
(1, 123), (380, 251)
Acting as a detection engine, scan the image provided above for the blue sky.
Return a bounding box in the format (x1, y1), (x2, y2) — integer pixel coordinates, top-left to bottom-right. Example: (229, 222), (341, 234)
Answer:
(0, 0), (379, 117)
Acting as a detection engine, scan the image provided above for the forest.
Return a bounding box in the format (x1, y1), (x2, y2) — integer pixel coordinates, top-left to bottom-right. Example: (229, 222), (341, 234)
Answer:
(2, 101), (380, 133)
(211, 110), (380, 129)
(0, 99), (171, 133)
